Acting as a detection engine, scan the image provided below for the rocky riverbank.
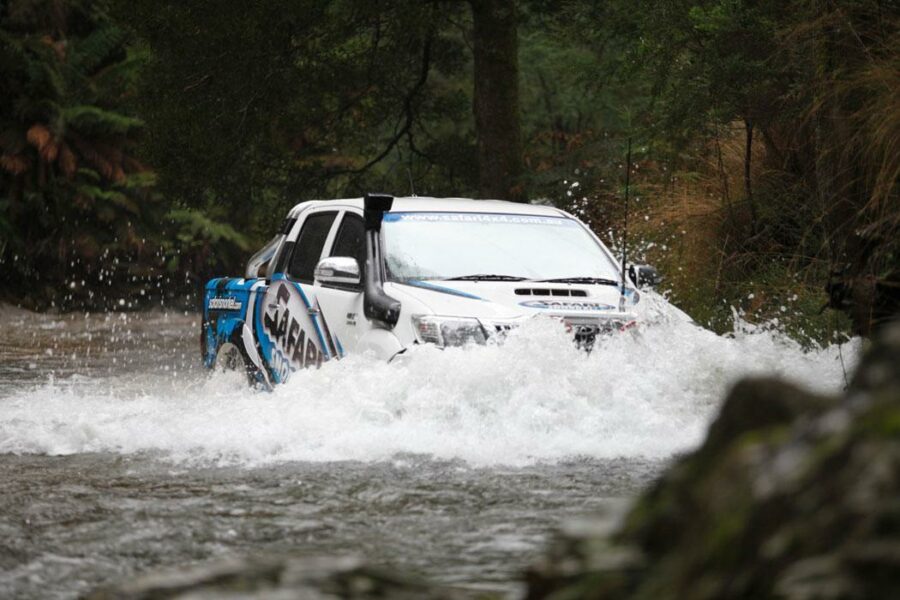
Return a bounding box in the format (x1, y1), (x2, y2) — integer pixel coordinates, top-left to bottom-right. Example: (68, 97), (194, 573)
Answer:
(527, 322), (899, 599)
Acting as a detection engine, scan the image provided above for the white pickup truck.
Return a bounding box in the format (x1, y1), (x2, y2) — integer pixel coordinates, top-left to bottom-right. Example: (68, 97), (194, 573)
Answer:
(201, 194), (660, 387)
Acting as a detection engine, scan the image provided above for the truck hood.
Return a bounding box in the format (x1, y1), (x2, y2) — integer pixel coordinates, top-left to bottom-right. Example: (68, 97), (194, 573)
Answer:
(384, 279), (638, 323)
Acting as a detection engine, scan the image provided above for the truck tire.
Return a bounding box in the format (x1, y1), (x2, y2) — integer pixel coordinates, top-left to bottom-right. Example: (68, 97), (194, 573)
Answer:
(214, 342), (255, 386)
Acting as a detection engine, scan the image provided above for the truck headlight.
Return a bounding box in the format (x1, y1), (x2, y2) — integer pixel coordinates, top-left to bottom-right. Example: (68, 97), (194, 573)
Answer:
(411, 315), (487, 347)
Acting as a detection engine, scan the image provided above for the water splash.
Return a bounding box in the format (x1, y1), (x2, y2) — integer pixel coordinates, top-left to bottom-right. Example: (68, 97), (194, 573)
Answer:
(0, 296), (857, 466)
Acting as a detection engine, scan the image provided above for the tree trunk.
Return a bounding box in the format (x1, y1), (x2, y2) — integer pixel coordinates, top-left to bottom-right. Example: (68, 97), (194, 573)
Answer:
(470, 0), (525, 202)
(743, 118), (757, 233)
(812, 8), (876, 335)
(714, 122), (735, 223)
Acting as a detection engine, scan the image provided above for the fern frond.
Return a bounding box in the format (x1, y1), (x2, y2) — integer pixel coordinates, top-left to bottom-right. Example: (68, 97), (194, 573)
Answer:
(75, 167), (100, 183)
(75, 184), (138, 214)
(63, 105), (143, 136)
(166, 209), (251, 250)
(69, 24), (127, 75)
(58, 142), (77, 177)
(0, 153), (31, 175)
(89, 45), (150, 96)
(26, 123), (60, 162)
(121, 171), (157, 189)
(26, 123), (51, 149)
(24, 56), (66, 108)
(70, 135), (115, 180)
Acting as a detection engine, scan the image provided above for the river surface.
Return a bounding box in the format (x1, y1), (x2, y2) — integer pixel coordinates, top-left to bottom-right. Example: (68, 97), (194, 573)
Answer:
(0, 300), (856, 598)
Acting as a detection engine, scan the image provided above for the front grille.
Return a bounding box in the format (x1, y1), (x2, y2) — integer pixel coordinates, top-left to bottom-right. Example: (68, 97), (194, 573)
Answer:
(566, 319), (633, 351)
(484, 317), (633, 351)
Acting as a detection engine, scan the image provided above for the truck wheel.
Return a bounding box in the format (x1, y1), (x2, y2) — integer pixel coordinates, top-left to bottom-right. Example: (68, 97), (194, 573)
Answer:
(214, 342), (254, 386)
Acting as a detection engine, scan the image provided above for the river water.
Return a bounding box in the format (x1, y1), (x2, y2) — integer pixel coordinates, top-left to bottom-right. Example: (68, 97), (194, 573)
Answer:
(0, 300), (856, 598)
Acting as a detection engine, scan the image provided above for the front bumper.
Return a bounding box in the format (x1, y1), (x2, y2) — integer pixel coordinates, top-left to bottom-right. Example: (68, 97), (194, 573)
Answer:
(483, 313), (637, 350)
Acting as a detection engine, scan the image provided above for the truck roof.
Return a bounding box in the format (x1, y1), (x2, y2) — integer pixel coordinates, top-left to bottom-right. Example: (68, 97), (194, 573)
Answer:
(287, 196), (568, 218)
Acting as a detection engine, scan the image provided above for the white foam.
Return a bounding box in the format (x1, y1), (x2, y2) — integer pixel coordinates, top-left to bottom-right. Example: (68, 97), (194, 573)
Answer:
(0, 297), (858, 466)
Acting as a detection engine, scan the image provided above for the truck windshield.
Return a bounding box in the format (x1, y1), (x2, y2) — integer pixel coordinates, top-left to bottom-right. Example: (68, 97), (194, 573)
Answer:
(382, 212), (621, 283)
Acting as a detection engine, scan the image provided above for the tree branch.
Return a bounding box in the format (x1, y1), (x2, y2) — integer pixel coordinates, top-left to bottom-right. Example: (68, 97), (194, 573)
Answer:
(330, 31), (434, 177)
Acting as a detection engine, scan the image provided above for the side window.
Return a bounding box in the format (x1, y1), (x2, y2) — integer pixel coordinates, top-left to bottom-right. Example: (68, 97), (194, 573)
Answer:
(288, 211), (337, 282)
(329, 213), (366, 285)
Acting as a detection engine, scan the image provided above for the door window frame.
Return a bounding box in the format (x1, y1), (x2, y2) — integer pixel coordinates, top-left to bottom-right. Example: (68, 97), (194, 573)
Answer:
(322, 209), (366, 291)
(284, 208), (341, 284)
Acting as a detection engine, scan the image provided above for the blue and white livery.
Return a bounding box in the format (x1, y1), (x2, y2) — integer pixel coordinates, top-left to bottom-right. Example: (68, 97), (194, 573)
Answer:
(201, 195), (659, 388)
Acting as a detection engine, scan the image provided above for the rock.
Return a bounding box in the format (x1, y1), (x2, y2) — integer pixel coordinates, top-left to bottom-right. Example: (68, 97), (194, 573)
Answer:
(850, 321), (900, 394)
(526, 322), (900, 600)
(86, 554), (471, 600)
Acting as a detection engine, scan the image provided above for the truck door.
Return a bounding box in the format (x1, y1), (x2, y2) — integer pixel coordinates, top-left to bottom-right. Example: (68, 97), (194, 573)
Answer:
(256, 209), (340, 383)
(312, 210), (370, 355)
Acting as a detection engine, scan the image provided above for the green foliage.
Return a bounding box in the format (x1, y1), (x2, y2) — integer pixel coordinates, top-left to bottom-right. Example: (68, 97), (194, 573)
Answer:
(113, 0), (474, 245)
(61, 105), (143, 136)
(1, 0), (895, 335)
(163, 208), (250, 275)
(0, 0), (156, 302)
(582, 0), (899, 337)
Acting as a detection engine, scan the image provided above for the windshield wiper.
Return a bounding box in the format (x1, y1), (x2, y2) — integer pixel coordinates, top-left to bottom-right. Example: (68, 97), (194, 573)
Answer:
(445, 274), (528, 281)
(537, 277), (620, 286)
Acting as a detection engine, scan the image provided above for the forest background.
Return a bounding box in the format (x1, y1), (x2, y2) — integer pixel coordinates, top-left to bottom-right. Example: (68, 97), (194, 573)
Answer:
(1, 0), (897, 342)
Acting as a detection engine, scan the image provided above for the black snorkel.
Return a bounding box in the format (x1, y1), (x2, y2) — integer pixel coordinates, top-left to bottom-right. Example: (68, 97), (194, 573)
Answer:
(363, 193), (401, 328)
(619, 138), (632, 312)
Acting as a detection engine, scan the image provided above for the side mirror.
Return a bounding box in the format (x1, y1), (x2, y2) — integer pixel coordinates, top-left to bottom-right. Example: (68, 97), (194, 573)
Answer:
(628, 264), (662, 288)
(315, 256), (361, 287)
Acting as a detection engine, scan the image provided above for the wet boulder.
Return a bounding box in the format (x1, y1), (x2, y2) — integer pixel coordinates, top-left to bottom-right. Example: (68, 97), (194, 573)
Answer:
(526, 321), (900, 600)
